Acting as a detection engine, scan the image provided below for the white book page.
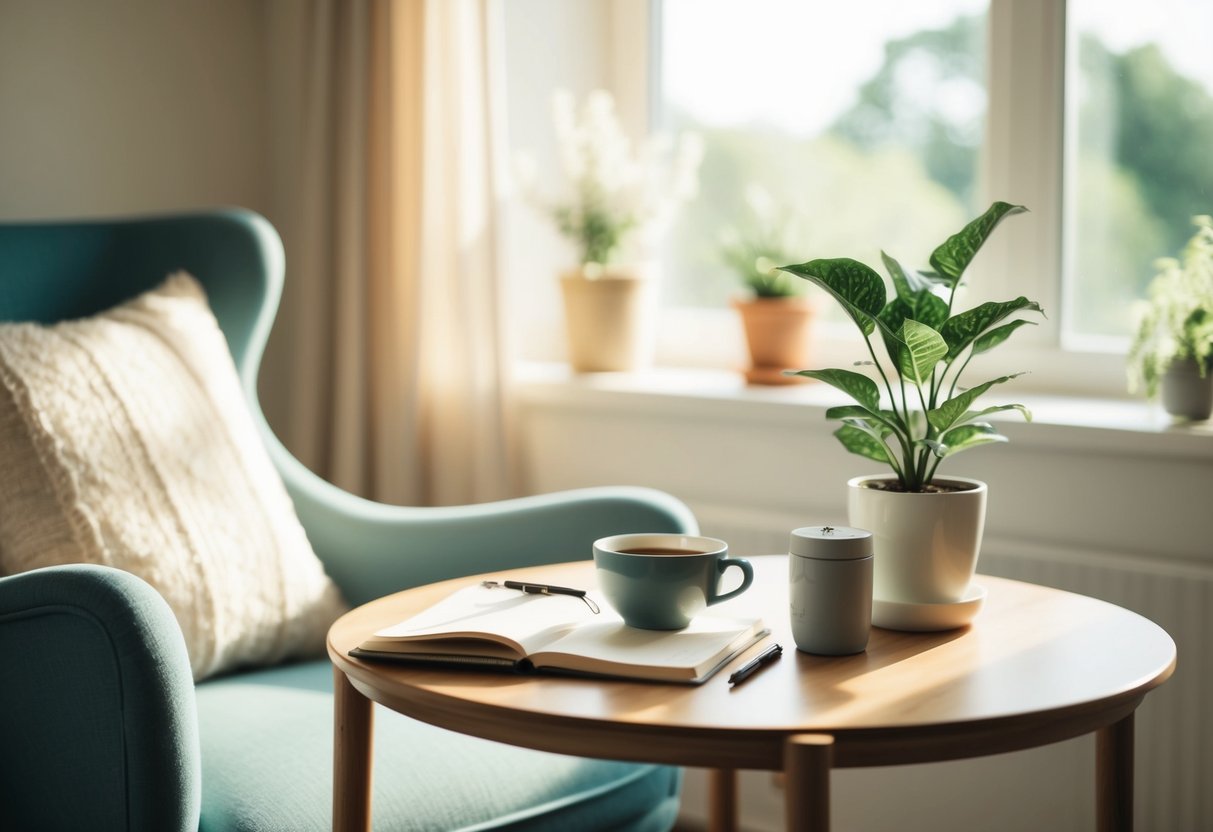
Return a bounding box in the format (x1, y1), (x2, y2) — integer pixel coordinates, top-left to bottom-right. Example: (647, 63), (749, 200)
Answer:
(372, 584), (596, 655)
(533, 615), (763, 677)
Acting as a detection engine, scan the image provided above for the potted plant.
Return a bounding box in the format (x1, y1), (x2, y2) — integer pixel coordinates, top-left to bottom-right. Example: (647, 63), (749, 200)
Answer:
(1127, 215), (1213, 420)
(516, 90), (703, 372)
(721, 186), (816, 385)
(778, 202), (1043, 627)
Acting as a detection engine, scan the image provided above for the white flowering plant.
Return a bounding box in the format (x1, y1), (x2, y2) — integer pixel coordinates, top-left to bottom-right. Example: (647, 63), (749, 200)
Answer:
(719, 185), (804, 298)
(1128, 215), (1213, 397)
(516, 90), (703, 268)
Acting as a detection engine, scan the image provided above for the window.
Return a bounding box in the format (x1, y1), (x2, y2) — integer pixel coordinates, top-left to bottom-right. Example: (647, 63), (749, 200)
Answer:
(635, 0), (1213, 390)
(657, 0), (988, 309)
(1063, 0), (1213, 345)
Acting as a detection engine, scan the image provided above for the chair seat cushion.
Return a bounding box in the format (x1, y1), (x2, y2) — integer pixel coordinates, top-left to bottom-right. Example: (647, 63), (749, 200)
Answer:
(195, 660), (681, 832)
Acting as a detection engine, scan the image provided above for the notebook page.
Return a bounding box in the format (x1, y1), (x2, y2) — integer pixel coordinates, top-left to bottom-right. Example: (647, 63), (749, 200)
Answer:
(535, 614), (762, 672)
(373, 584), (596, 653)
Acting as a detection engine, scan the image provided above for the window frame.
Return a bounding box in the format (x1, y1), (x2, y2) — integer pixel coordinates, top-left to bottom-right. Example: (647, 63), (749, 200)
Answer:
(609, 0), (1136, 398)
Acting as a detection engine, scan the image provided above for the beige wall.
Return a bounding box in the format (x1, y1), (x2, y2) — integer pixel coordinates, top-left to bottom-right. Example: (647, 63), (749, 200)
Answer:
(0, 0), (615, 430)
(0, 0), (292, 424)
(0, 0), (269, 221)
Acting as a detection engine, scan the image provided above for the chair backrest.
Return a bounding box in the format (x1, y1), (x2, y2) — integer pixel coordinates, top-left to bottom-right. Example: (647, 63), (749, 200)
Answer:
(0, 209), (390, 597)
(0, 209), (283, 398)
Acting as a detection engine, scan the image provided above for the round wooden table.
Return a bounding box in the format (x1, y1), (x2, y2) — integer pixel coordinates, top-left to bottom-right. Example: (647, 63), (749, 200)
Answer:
(328, 555), (1175, 832)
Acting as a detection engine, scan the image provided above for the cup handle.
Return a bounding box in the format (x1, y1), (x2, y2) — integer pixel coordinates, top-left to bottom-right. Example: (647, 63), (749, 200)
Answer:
(709, 557), (754, 605)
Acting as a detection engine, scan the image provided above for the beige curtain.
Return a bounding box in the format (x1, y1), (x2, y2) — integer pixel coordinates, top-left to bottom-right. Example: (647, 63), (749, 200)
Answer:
(261, 0), (515, 506)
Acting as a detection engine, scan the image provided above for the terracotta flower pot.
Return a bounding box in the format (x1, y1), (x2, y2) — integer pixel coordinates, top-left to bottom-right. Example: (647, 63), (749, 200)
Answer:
(732, 296), (815, 385)
(560, 266), (656, 372)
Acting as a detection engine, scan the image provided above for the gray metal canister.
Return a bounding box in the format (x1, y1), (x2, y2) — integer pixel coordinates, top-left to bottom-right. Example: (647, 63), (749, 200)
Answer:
(788, 525), (873, 655)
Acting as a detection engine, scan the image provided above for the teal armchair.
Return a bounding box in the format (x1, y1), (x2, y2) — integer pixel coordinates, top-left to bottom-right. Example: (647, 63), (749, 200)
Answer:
(0, 210), (696, 831)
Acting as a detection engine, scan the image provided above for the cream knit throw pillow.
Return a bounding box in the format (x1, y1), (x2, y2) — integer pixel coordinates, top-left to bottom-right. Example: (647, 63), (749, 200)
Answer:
(0, 272), (347, 680)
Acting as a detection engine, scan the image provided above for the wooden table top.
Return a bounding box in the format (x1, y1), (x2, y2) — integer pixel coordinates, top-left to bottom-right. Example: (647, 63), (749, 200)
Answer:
(328, 555), (1176, 771)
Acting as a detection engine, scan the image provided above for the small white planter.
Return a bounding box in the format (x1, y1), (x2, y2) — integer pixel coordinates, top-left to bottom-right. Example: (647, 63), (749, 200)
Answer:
(847, 475), (987, 608)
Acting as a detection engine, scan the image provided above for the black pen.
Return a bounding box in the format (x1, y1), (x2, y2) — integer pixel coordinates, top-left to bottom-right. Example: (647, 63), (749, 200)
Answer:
(483, 579), (601, 613)
(728, 643), (782, 686)
(502, 580), (586, 598)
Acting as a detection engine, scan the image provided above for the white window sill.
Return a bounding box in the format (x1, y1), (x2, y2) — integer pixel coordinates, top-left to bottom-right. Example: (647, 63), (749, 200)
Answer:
(515, 361), (1213, 461)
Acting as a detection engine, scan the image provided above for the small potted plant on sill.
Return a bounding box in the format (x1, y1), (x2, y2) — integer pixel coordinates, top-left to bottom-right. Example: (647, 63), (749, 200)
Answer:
(1127, 215), (1213, 421)
(721, 186), (816, 385)
(516, 89), (703, 372)
(779, 202), (1044, 629)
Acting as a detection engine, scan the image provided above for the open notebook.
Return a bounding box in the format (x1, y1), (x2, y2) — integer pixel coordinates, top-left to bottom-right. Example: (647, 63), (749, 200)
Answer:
(351, 582), (767, 685)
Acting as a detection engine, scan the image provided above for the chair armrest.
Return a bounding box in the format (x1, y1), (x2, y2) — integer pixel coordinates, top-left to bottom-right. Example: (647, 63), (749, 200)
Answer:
(0, 565), (200, 832)
(266, 436), (698, 606)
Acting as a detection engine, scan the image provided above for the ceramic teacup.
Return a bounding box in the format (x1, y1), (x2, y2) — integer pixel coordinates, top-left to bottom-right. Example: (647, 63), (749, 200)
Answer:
(592, 533), (754, 630)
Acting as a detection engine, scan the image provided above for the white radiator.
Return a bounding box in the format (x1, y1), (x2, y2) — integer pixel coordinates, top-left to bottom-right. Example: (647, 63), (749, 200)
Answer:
(694, 506), (1208, 832)
(980, 543), (1209, 832)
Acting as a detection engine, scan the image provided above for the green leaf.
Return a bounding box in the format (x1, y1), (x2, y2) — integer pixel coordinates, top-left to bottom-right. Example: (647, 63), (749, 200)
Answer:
(898, 320), (948, 385)
(928, 202), (1027, 286)
(780, 258), (886, 336)
(879, 251), (949, 331)
(971, 319), (1037, 355)
(881, 251), (941, 300)
(877, 293), (947, 374)
(959, 403), (1033, 424)
(787, 368), (881, 411)
(825, 405), (874, 421)
(912, 293), (949, 329)
(826, 405), (901, 426)
(824, 404), (891, 429)
(927, 374), (1025, 433)
(940, 297), (1044, 359)
(917, 438), (948, 459)
(834, 424), (890, 463)
(883, 251), (913, 300)
(879, 293), (949, 332)
(840, 418), (895, 444)
(930, 423), (1010, 459)
(877, 304), (909, 372)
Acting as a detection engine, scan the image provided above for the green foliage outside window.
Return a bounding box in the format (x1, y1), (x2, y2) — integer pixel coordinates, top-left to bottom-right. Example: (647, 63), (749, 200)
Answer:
(663, 12), (1213, 340)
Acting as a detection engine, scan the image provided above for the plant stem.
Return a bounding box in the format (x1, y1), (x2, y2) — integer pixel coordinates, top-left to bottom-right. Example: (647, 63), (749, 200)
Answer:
(925, 453), (943, 484)
(911, 380), (935, 489)
(863, 334), (917, 489)
(864, 336), (899, 417)
(946, 350), (975, 400)
(914, 380), (931, 422)
(884, 446), (907, 483)
(947, 277), (960, 317)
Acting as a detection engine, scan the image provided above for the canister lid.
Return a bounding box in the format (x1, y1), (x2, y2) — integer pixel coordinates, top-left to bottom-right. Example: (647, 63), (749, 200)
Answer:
(789, 526), (872, 560)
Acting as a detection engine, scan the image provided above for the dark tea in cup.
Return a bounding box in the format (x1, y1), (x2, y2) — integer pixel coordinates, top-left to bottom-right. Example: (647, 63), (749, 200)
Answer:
(614, 547), (708, 556)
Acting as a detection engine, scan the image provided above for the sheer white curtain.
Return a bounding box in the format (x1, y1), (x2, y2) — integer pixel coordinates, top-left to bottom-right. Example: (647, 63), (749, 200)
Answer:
(261, 0), (515, 506)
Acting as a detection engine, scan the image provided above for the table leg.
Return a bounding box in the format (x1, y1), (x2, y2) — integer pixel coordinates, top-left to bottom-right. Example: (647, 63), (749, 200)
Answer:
(1096, 712), (1135, 832)
(708, 768), (738, 832)
(333, 667), (374, 832)
(783, 734), (833, 832)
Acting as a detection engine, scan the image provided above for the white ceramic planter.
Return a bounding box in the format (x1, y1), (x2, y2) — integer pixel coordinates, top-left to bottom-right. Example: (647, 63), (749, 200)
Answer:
(847, 475), (987, 606)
